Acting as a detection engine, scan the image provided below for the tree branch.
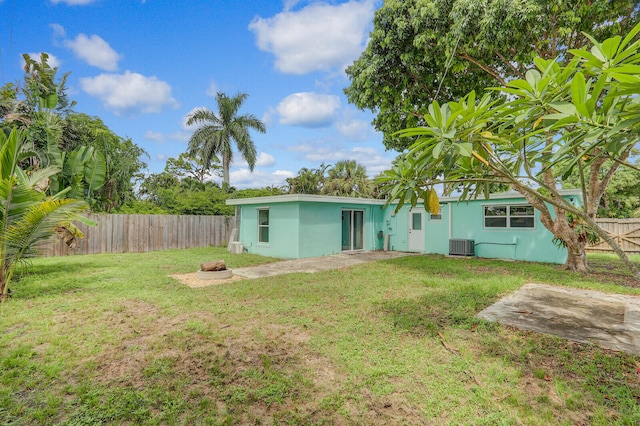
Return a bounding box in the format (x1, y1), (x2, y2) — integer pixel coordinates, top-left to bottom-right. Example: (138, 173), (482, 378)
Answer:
(457, 53), (507, 86)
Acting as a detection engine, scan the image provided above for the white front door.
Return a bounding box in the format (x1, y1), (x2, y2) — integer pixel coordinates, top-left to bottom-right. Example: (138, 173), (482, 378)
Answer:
(408, 209), (424, 252)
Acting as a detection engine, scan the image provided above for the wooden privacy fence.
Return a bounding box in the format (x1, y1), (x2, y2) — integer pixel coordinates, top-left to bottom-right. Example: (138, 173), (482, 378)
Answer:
(586, 218), (640, 254)
(40, 214), (234, 257)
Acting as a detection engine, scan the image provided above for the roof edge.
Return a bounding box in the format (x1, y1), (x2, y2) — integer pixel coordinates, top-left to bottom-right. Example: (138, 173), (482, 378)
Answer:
(226, 189), (583, 206)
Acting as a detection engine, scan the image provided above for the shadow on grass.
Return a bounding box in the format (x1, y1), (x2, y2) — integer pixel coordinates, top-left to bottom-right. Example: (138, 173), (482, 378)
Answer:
(379, 283), (502, 337)
(10, 261), (102, 300)
(383, 253), (640, 288)
(479, 328), (640, 424)
(24, 260), (101, 277)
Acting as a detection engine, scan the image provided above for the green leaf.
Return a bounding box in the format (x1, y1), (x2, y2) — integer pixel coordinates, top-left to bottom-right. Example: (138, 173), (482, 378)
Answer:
(549, 102), (577, 116)
(590, 45), (606, 62)
(570, 72), (586, 105)
(619, 22), (640, 52)
(84, 150), (106, 192)
(428, 101), (442, 129)
(432, 141), (444, 158)
(525, 69), (541, 90)
(601, 36), (621, 59)
(455, 142), (473, 157)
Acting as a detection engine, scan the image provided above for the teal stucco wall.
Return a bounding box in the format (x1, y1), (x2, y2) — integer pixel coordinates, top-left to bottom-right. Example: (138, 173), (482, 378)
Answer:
(232, 197), (386, 259)
(448, 198), (566, 263)
(425, 203), (450, 255)
(386, 196), (569, 264)
(238, 202), (301, 258)
(228, 192), (579, 264)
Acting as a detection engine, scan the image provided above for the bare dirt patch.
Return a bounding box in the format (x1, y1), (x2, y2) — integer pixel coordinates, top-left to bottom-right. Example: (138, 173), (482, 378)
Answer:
(169, 272), (243, 288)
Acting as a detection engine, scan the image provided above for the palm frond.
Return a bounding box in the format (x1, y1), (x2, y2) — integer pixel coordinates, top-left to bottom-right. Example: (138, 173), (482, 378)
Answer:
(4, 198), (88, 263)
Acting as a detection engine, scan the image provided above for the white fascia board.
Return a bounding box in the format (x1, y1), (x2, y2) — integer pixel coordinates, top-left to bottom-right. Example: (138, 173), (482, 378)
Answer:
(407, 189), (584, 204)
(226, 189), (583, 206)
(226, 194), (388, 206)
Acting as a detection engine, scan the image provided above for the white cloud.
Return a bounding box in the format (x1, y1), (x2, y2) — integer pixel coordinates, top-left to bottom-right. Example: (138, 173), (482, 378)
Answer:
(236, 152), (277, 168)
(182, 106), (206, 130)
(25, 52), (61, 69)
(287, 144), (393, 177)
(144, 131), (165, 142)
(336, 117), (371, 141)
(64, 33), (121, 71)
(262, 107), (277, 127)
(230, 168), (294, 188)
(249, 0), (375, 74)
(277, 92), (340, 127)
(206, 82), (218, 97)
(50, 23), (66, 38)
(256, 152), (276, 167)
(80, 71), (178, 116)
(51, 0), (98, 4)
(144, 130), (190, 143)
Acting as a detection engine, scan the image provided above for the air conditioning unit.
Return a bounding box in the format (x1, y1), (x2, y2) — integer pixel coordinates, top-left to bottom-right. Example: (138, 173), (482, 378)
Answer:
(449, 239), (475, 256)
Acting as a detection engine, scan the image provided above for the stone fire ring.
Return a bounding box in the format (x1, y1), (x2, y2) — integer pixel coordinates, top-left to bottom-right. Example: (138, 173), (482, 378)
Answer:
(196, 269), (233, 280)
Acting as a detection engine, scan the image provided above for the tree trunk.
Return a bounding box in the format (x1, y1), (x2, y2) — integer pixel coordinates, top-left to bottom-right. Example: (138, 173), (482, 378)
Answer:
(563, 240), (589, 272)
(222, 157), (230, 187)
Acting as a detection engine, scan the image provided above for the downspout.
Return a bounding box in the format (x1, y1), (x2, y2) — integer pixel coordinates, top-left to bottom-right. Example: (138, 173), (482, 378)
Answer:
(448, 202), (453, 240)
(371, 205), (375, 251)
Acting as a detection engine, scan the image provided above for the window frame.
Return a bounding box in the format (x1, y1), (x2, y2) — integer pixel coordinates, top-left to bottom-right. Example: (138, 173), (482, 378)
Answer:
(429, 205), (443, 221)
(483, 204), (535, 229)
(257, 208), (270, 243)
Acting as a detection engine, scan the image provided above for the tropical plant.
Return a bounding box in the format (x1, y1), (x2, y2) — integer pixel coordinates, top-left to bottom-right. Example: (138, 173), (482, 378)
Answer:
(285, 164), (330, 194)
(186, 92), (266, 187)
(323, 160), (375, 197)
(0, 128), (89, 301)
(345, 0), (639, 151)
(2, 57), (148, 213)
(47, 143), (106, 205)
(377, 23), (640, 278)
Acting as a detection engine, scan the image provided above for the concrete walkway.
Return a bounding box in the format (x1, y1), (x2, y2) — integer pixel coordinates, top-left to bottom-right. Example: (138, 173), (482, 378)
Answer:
(478, 283), (640, 355)
(233, 251), (414, 279)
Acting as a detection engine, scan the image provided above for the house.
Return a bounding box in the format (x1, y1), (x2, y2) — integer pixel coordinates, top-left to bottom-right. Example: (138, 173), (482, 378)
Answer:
(226, 190), (582, 264)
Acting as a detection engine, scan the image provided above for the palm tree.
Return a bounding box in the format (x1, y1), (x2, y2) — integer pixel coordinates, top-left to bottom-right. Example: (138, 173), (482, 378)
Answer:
(323, 160), (374, 197)
(286, 163), (329, 194)
(186, 92), (266, 187)
(0, 128), (90, 301)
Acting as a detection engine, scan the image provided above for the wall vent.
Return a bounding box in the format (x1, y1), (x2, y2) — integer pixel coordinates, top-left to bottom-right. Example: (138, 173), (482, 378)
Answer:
(449, 239), (475, 256)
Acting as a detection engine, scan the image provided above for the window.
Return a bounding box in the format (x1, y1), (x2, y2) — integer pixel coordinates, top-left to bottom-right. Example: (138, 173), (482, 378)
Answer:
(412, 212), (422, 230)
(484, 205), (534, 228)
(258, 209), (269, 243)
(430, 205), (443, 221)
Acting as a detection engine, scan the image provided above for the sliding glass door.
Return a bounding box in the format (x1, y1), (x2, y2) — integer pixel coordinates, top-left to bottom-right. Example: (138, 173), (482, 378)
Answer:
(342, 210), (364, 251)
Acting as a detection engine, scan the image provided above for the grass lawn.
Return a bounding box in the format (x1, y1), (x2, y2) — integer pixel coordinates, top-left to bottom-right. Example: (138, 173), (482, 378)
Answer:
(1, 249), (639, 425)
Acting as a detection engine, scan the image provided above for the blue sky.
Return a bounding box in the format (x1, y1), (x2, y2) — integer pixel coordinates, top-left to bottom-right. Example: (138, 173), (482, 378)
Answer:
(0, 0), (395, 188)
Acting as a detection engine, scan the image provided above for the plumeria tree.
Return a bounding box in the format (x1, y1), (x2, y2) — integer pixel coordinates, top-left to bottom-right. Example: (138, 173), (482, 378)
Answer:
(378, 24), (640, 278)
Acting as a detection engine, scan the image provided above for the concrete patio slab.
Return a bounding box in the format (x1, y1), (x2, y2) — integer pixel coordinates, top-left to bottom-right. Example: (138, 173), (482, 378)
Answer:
(477, 283), (640, 355)
(232, 251), (415, 279)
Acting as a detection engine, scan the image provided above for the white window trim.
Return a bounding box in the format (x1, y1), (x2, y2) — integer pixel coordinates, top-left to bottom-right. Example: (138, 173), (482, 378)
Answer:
(257, 208), (270, 244)
(483, 204), (535, 229)
(342, 209), (366, 252)
(430, 205), (444, 221)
